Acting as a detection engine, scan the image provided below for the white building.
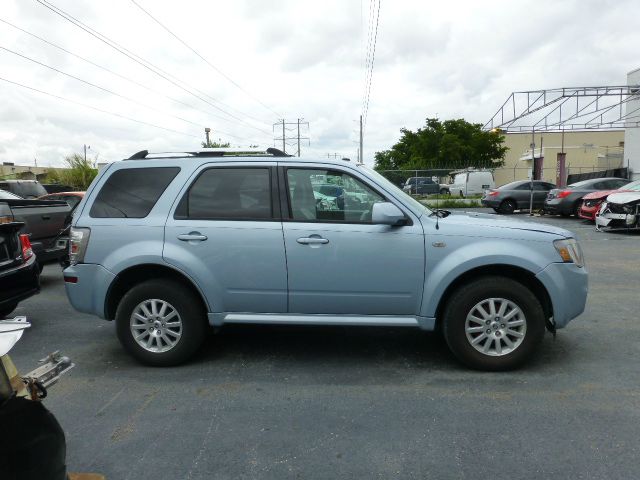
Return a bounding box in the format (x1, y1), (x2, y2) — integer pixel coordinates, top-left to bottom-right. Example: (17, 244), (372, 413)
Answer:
(625, 67), (640, 180)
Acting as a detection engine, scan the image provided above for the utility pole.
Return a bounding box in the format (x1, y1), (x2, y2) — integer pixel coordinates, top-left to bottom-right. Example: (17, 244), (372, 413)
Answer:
(84, 144), (90, 162)
(359, 115), (363, 164)
(274, 119), (310, 156)
(204, 127), (211, 146)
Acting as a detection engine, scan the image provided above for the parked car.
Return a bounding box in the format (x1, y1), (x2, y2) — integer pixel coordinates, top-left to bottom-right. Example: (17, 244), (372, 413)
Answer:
(579, 180), (640, 221)
(595, 189), (640, 231)
(63, 147), (587, 371)
(38, 192), (85, 212)
(544, 177), (630, 217)
(0, 203), (40, 318)
(402, 177), (447, 195)
(0, 190), (72, 265)
(0, 180), (47, 199)
(482, 180), (557, 214)
(448, 170), (495, 197)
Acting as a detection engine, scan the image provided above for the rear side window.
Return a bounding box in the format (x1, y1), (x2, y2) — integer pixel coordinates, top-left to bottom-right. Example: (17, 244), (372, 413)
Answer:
(90, 167), (180, 218)
(175, 168), (272, 220)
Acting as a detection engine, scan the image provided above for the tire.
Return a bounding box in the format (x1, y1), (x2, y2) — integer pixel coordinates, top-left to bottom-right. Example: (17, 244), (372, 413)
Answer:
(115, 279), (207, 366)
(498, 199), (516, 214)
(0, 303), (18, 319)
(572, 202), (581, 217)
(492, 208), (500, 213)
(439, 188), (449, 195)
(442, 276), (545, 371)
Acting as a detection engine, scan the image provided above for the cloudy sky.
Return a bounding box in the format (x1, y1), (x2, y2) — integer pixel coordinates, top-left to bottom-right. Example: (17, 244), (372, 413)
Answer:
(1, 0), (639, 167)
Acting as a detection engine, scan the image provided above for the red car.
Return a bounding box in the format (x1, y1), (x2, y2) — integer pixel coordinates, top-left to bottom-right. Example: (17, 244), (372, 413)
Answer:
(578, 180), (640, 221)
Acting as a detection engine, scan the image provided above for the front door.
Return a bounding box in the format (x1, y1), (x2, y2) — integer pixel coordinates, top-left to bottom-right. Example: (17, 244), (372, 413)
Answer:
(281, 166), (425, 316)
(164, 164), (287, 314)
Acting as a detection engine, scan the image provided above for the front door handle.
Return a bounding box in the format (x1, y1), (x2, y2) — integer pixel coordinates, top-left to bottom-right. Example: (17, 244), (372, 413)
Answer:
(296, 236), (329, 245)
(177, 232), (208, 242)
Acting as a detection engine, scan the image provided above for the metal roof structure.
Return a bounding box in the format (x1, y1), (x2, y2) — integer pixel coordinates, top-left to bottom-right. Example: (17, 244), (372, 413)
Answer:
(484, 85), (640, 133)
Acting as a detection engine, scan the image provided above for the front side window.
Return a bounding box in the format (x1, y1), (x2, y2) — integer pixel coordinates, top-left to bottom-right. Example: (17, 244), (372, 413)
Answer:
(175, 168), (272, 220)
(287, 168), (384, 223)
(90, 167), (180, 218)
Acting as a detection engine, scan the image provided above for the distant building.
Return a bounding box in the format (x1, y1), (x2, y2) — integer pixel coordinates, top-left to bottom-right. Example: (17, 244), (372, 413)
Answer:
(624, 67), (640, 180)
(495, 130), (625, 186)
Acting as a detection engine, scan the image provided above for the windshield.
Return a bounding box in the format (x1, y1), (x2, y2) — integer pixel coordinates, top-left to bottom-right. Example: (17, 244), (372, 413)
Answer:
(622, 180), (640, 191)
(360, 166), (430, 215)
(17, 182), (48, 197)
(452, 173), (466, 185)
(0, 189), (22, 200)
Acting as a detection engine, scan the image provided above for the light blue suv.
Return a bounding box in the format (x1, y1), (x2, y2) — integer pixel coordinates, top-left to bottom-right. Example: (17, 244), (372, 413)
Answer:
(63, 148), (588, 370)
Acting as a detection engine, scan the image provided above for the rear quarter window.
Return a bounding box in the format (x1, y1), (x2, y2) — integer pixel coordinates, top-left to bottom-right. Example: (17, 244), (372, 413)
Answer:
(90, 167), (180, 218)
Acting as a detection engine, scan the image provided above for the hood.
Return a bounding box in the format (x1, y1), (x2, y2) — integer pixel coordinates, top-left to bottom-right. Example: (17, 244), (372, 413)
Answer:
(606, 191), (640, 205)
(436, 211), (573, 238)
(0, 318), (30, 356)
(582, 190), (618, 201)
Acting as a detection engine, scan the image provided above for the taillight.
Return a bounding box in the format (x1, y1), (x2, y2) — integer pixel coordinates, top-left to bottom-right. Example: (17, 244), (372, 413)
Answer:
(19, 234), (33, 262)
(69, 227), (91, 265)
(557, 190), (572, 199)
(488, 191), (499, 197)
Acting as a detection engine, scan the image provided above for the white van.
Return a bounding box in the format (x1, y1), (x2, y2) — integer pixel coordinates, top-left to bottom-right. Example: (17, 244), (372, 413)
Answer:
(448, 170), (495, 197)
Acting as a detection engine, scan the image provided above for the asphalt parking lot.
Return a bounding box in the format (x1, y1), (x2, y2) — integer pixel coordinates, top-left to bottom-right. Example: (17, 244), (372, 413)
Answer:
(9, 211), (640, 479)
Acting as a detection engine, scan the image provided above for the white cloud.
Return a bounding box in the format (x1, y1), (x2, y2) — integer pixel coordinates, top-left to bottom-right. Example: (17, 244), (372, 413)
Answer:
(0, 0), (638, 168)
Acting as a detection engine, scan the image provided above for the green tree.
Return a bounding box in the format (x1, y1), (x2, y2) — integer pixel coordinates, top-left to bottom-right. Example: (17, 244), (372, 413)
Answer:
(45, 153), (98, 190)
(201, 139), (231, 148)
(374, 118), (507, 173)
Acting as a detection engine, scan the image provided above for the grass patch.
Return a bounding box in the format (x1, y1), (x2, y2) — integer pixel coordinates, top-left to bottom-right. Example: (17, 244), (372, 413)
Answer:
(420, 198), (483, 209)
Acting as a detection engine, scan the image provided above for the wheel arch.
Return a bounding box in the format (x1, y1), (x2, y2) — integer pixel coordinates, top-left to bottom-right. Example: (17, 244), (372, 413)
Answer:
(104, 263), (210, 320)
(434, 264), (553, 330)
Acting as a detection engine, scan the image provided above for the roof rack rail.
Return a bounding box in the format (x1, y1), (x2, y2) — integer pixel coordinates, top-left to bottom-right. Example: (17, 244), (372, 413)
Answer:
(125, 147), (292, 160)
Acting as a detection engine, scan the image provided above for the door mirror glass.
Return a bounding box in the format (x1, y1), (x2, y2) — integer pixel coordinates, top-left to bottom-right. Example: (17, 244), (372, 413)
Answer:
(371, 202), (406, 226)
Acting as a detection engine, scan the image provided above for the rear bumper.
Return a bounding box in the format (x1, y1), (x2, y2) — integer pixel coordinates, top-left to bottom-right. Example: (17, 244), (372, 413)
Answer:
(63, 263), (115, 319)
(480, 198), (500, 208)
(535, 262), (588, 328)
(543, 199), (569, 215)
(0, 256), (40, 309)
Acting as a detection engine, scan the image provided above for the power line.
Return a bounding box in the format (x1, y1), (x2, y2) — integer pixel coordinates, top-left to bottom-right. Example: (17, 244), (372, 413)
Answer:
(130, 0), (281, 119)
(0, 76), (199, 139)
(362, 0), (381, 131)
(1, 45), (248, 141)
(35, 0), (273, 137)
(273, 119), (310, 156)
(0, 17), (253, 132)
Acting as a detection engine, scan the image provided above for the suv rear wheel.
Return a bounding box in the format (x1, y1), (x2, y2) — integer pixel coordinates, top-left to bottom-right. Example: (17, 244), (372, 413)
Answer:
(115, 279), (206, 366)
(442, 276), (545, 371)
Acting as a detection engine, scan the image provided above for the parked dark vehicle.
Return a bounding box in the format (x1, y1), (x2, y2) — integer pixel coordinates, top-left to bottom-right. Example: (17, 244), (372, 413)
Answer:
(0, 204), (40, 318)
(482, 180), (556, 214)
(0, 180), (47, 199)
(402, 177), (446, 195)
(0, 190), (72, 265)
(544, 177), (630, 217)
(38, 192), (85, 212)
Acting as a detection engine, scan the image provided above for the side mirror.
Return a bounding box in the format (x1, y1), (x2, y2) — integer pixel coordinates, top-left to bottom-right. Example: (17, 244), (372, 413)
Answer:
(372, 202), (407, 226)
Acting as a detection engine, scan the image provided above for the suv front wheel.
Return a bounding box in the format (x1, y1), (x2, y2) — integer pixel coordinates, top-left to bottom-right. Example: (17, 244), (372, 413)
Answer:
(442, 276), (545, 371)
(115, 279), (206, 366)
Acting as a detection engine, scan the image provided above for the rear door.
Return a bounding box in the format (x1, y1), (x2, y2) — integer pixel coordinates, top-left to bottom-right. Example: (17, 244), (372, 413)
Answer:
(280, 164), (425, 316)
(163, 163), (287, 314)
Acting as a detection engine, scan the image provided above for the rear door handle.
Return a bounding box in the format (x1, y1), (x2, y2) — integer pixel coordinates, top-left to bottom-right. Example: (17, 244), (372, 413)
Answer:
(42, 215), (51, 220)
(296, 236), (329, 245)
(177, 233), (208, 242)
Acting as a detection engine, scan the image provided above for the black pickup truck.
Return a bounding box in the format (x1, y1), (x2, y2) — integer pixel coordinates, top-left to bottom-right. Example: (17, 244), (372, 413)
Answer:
(0, 205), (40, 318)
(0, 190), (72, 265)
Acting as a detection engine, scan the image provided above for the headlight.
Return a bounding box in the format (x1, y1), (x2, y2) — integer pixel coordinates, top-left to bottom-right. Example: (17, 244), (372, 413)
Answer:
(553, 238), (584, 267)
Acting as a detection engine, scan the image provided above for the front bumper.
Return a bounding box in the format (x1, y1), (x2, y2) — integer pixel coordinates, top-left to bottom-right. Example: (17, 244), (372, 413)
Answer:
(63, 263), (116, 319)
(535, 262), (588, 329)
(578, 204), (598, 221)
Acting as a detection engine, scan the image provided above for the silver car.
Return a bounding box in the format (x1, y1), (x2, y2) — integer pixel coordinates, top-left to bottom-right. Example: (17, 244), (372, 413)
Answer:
(63, 148), (588, 371)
